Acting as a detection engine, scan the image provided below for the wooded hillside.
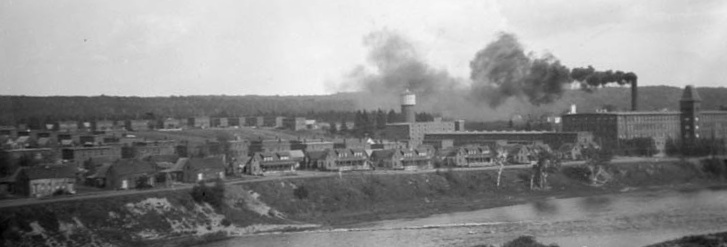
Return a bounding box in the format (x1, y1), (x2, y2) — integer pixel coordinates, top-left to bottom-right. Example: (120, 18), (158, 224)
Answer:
(1, 86), (725, 125)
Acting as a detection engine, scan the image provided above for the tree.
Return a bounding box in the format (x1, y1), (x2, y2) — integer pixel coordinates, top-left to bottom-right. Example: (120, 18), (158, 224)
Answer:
(529, 146), (561, 190)
(328, 121), (338, 135)
(375, 109), (387, 130)
(582, 146), (613, 186)
(339, 119), (349, 133)
(387, 109), (399, 123)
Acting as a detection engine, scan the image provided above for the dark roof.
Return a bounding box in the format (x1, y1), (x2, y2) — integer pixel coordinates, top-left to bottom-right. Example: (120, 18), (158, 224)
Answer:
(23, 165), (76, 180)
(146, 154), (179, 163)
(371, 149), (396, 160)
(558, 143), (575, 152)
(187, 157), (226, 171)
(110, 159), (156, 176)
(161, 158), (188, 173)
(37, 137), (51, 147)
(87, 163), (111, 179)
(681, 85), (702, 101)
(306, 150), (330, 160)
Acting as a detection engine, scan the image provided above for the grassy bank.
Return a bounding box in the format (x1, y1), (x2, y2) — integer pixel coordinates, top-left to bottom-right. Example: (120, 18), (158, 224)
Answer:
(2, 159), (724, 246)
(240, 160), (717, 227)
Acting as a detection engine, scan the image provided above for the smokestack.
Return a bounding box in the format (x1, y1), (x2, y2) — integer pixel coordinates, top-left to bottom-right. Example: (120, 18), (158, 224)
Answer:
(401, 89), (416, 123)
(631, 80), (638, 111)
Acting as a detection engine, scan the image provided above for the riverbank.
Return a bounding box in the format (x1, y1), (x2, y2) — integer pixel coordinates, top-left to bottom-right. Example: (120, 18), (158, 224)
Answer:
(1, 158), (725, 246)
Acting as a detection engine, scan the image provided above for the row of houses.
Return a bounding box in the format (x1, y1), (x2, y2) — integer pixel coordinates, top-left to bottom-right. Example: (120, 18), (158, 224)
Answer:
(3, 115), (313, 134)
(1, 155), (229, 198)
(0, 140), (596, 198)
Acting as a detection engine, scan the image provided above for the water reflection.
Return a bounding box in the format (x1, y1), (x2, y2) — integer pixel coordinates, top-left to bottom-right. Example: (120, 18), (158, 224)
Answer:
(203, 188), (727, 247)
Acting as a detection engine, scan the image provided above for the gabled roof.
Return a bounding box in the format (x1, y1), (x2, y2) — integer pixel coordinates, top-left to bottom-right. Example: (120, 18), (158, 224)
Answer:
(146, 154), (179, 163)
(371, 149), (396, 160)
(109, 159), (156, 176)
(22, 165), (76, 180)
(161, 157), (189, 173)
(87, 163), (112, 179)
(15, 136), (30, 144)
(187, 157), (226, 171)
(37, 137), (52, 147)
(305, 150), (331, 160)
(289, 150), (305, 159)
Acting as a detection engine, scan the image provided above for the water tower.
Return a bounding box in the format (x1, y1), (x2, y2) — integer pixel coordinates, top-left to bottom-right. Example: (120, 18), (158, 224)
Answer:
(401, 90), (416, 123)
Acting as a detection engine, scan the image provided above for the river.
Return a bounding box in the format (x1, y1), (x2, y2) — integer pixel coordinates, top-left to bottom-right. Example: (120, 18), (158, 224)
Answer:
(201, 187), (727, 247)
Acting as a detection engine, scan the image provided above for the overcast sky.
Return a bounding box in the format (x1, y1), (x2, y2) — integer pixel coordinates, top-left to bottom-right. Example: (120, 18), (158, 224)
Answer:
(1, 0), (725, 96)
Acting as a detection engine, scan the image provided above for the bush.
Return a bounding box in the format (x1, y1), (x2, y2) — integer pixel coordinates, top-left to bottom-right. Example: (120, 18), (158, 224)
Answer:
(190, 178), (226, 209)
(702, 158), (727, 179)
(503, 236), (559, 247)
(293, 185), (309, 200)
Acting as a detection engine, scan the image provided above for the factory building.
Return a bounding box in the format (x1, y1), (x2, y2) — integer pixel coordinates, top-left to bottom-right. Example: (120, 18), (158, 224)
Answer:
(423, 131), (593, 150)
(562, 85), (727, 152)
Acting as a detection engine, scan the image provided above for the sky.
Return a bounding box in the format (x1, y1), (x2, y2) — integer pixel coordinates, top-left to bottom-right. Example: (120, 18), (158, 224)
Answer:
(1, 0), (726, 97)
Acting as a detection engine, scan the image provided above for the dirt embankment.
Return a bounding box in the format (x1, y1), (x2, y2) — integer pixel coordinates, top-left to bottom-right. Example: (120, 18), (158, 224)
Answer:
(2, 159), (724, 247)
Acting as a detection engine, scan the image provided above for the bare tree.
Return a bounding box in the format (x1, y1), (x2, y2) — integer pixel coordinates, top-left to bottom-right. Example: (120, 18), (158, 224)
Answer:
(495, 146), (508, 187)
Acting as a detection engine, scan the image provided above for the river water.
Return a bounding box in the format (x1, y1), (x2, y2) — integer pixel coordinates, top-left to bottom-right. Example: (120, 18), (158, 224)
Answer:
(202, 187), (727, 247)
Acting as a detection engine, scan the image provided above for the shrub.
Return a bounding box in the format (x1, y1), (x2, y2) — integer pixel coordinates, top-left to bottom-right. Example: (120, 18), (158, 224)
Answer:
(293, 185), (309, 200)
(702, 158), (727, 179)
(503, 236), (559, 247)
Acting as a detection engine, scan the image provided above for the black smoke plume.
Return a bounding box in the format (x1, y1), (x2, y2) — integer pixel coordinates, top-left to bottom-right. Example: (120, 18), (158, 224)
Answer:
(336, 30), (638, 120)
(570, 66), (638, 91)
(469, 33), (637, 107)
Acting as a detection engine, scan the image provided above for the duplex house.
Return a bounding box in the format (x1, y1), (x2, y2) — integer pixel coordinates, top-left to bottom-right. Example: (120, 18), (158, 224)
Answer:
(371, 149), (431, 170)
(440, 145), (494, 167)
(180, 157), (226, 183)
(504, 144), (533, 164)
(246, 151), (297, 175)
(14, 165), (76, 198)
(305, 148), (370, 171)
(106, 159), (156, 190)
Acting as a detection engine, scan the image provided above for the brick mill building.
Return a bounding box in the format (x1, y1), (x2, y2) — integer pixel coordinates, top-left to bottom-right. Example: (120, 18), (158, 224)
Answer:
(562, 85), (727, 152)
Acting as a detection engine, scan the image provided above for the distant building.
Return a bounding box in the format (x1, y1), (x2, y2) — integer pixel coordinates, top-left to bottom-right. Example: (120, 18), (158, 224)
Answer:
(1, 148), (56, 176)
(187, 117), (211, 129)
(248, 139), (291, 153)
(382, 90), (459, 147)
(263, 116), (285, 128)
(423, 131), (591, 151)
(290, 139), (334, 152)
(122, 140), (176, 159)
(283, 117), (307, 131)
(62, 146), (122, 166)
(58, 121), (79, 132)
